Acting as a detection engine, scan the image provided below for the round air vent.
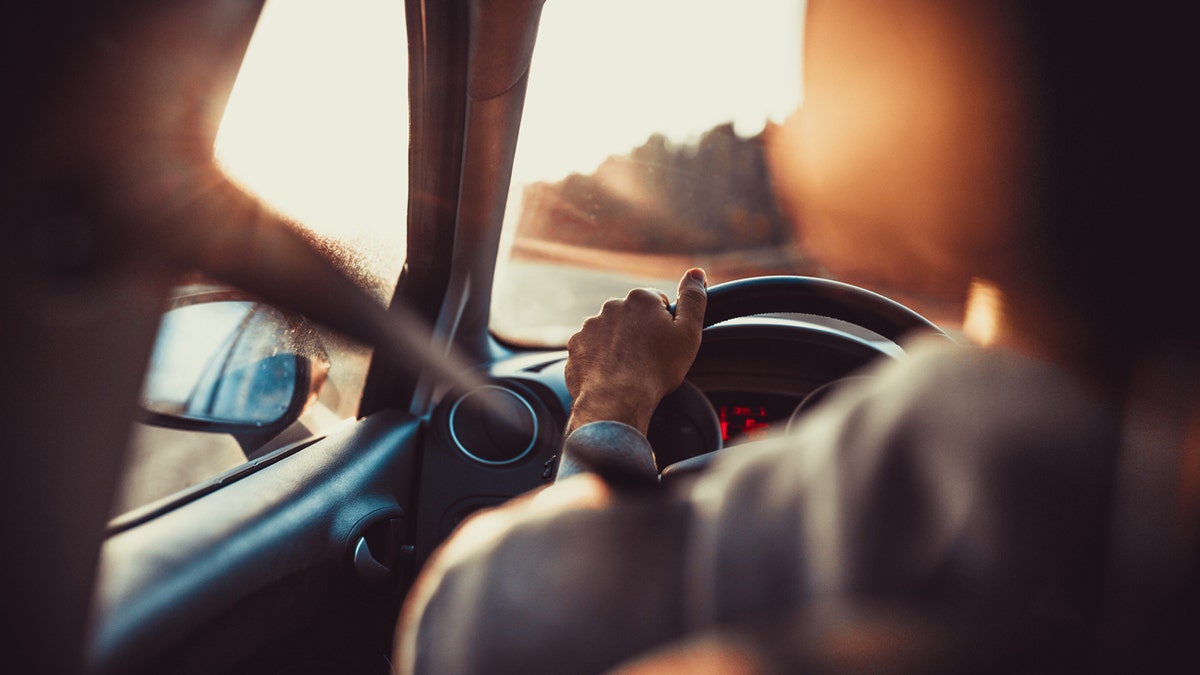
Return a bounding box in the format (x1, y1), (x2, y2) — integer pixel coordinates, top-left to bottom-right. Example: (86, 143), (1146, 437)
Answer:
(448, 385), (538, 465)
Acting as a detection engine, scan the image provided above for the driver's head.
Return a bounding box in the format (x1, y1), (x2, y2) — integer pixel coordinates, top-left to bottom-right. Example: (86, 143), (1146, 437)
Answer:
(770, 0), (1195, 390)
(770, 0), (1029, 300)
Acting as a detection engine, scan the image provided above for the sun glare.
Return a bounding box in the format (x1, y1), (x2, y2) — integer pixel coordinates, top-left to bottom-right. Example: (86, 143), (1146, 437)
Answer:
(514, 0), (805, 185)
(214, 0), (409, 282)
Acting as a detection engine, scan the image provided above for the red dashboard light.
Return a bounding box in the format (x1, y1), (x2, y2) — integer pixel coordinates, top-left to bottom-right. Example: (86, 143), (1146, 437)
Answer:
(718, 404), (770, 442)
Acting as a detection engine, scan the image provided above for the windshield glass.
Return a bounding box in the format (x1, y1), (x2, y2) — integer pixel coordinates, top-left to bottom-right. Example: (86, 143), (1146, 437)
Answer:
(491, 0), (960, 346)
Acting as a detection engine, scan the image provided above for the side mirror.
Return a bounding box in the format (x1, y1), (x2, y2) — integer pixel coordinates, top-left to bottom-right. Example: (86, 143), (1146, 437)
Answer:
(139, 298), (315, 437)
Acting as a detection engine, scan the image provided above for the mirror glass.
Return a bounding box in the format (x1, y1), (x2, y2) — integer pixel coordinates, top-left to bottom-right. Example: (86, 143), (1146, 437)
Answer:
(141, 301), (305, 427)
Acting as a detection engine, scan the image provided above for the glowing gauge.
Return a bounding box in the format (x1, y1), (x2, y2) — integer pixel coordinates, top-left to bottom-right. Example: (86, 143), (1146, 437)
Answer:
(718, 405), (770, 442)
(707, 393), (803, 444)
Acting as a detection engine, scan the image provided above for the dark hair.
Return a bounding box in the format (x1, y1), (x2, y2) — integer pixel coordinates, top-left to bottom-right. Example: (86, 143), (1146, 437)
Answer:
(1011, 2), (1195, 380)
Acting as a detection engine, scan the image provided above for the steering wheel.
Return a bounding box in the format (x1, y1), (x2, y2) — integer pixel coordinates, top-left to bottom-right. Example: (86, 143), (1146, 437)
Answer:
(676, 275), (945, 337)
(654, 275), (946, 480)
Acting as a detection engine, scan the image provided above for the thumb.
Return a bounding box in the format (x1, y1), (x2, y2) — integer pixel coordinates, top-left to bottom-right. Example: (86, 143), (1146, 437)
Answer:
(674, 268), (708, 332)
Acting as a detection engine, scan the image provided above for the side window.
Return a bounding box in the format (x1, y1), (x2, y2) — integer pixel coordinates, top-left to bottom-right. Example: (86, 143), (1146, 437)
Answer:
(116, 283), (371, 514)
(113, 0), (408, 517)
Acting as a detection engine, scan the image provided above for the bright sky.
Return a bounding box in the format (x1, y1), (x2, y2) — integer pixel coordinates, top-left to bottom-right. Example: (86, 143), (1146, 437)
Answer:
(213, 0), (805, 281)
(514, 0), (806, 185)
(213, 0), (408, 287)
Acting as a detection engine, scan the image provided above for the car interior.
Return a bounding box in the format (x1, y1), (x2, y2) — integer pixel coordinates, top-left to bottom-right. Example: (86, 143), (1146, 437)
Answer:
(6, 0), (1194, 673)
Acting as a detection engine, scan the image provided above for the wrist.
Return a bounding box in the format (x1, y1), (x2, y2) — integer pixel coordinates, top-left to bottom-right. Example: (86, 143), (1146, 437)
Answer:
(567, 385), (661, 435)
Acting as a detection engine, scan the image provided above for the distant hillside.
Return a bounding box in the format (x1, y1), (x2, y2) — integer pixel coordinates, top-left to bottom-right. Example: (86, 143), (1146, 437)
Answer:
(506, 122), (964, 327)
(513, 123), (807, 259)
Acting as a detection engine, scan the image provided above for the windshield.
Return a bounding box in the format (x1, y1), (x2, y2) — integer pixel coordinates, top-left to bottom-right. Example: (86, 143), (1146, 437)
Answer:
(492, 0), (960, 346)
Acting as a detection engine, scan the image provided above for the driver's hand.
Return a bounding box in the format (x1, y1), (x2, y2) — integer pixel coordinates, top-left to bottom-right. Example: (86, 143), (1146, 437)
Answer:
(564, 268), (707, 435)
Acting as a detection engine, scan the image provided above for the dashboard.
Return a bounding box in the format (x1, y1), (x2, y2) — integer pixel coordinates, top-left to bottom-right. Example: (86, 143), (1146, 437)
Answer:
(408, 315), (904, 559)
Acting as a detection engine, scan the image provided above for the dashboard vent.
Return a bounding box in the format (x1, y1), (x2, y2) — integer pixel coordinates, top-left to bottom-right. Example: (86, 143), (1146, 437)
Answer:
(448, 385), (538, 465)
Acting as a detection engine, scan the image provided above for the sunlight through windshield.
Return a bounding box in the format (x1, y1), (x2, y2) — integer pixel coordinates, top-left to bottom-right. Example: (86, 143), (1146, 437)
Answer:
(214, 0), (408, 300)
(493, 0), (808, 346)
(512, 0), (804, 186)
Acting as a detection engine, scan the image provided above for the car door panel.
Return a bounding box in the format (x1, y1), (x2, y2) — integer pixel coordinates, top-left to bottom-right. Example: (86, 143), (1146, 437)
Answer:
(89, 409), (422, 674)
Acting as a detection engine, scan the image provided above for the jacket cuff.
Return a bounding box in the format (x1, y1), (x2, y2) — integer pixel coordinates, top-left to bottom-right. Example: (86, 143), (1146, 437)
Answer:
(558, 421), (658, 487)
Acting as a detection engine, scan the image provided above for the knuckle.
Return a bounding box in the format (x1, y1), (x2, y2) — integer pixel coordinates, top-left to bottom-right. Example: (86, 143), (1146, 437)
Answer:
(627, 288), (666, 306)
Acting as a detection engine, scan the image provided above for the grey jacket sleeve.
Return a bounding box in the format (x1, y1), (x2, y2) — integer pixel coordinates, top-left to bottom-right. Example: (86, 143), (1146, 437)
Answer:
(556, 420), (658, 486)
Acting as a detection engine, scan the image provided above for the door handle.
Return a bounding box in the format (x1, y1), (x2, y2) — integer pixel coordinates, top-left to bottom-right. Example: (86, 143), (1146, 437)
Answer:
(351, 516), (413, 593)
